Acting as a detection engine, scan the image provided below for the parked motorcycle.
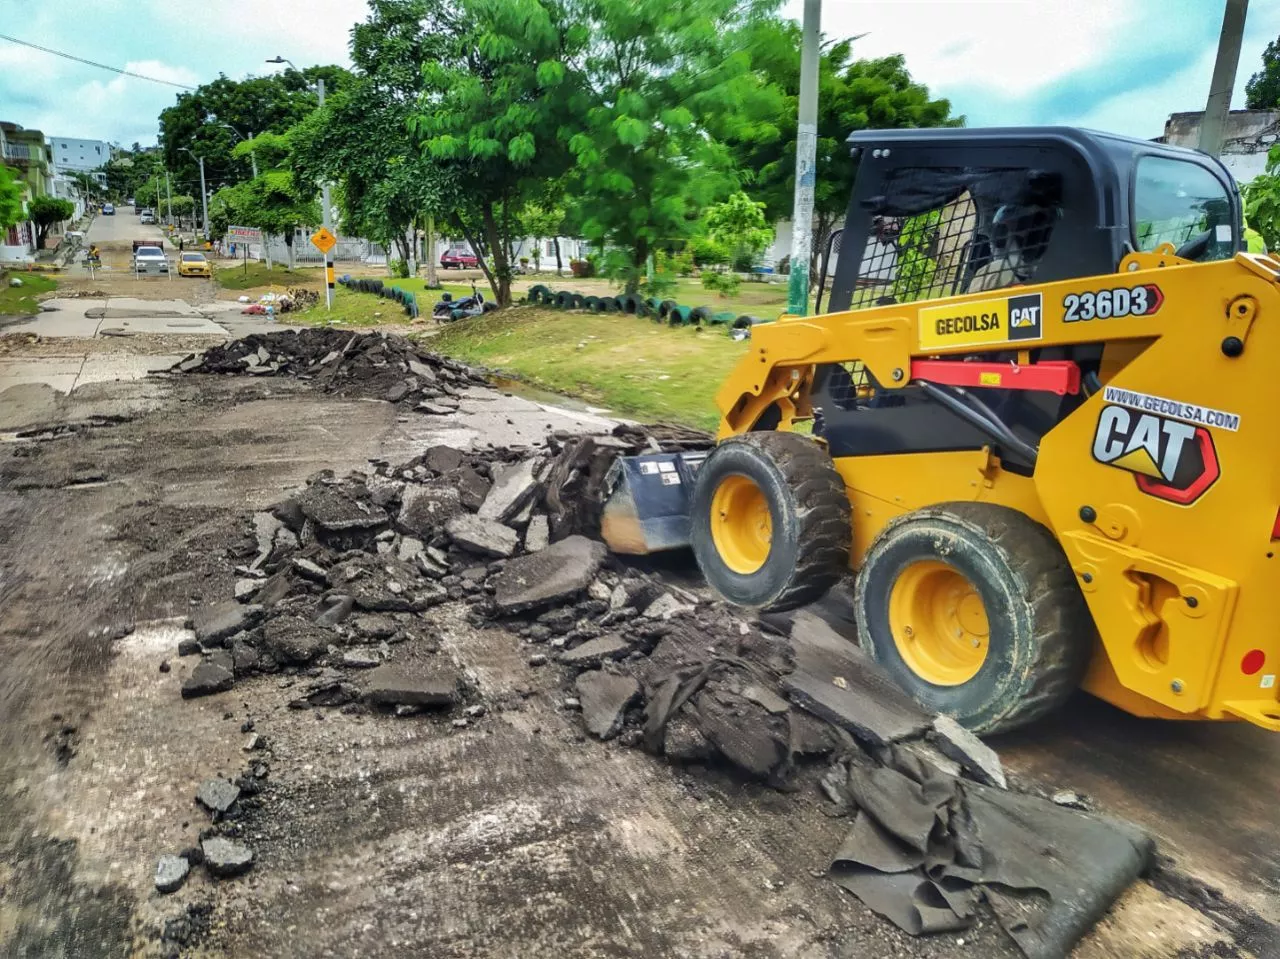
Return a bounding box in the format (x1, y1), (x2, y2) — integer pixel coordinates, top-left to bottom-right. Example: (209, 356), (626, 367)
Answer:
(433, 282), (497, 322)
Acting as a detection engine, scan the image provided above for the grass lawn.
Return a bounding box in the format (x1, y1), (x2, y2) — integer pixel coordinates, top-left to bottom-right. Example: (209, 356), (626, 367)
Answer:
(288, 283), (480, 327)
(0, 272), (58, 315)
(430, 306), (749, 429)
(215, 262), (321, 291)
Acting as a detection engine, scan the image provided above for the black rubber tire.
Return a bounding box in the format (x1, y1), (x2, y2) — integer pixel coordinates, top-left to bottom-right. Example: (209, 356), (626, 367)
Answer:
(691, 432), (851, 611)
(853, 502), (1093, 735)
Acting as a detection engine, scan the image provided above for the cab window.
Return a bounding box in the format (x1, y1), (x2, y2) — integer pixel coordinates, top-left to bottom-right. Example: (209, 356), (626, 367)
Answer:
(1134, 157), (1235, 261)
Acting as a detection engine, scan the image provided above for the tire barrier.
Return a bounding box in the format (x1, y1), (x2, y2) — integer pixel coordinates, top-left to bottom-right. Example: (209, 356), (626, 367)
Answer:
(338, 274), (419, 318)
(521, 286), (775, 339)
(668, 305), (694, 326)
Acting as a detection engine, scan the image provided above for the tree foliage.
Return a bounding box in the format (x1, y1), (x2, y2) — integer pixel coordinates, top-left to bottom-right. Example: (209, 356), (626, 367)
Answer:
(1244, 145), (1280, 252)
(567, 0), (785, 292)
(738, 29), (960, 272)
(412, 0), (583, 304)
(28, 195), (75, 246)
(158, 67), (350, 197)
(705, 191), (773, 270)
(0, 164), (25, 230)
(1246, 37), (1280, 109)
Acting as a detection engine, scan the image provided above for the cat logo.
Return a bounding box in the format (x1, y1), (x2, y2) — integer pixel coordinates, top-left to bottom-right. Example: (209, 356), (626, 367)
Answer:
(1092, 405), (1220, 505)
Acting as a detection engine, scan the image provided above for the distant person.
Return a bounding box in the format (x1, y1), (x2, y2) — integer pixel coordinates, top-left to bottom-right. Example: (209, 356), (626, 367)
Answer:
(178, 237), (185, 252)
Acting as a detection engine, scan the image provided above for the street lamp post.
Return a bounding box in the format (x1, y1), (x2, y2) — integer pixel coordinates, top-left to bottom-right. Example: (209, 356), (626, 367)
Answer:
(268, 55), (332, 310)
(181, 147), (209, 239)
(221, 123), (258, 177)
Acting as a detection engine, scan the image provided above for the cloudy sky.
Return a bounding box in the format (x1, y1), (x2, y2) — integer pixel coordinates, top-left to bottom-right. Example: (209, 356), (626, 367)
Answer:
(1, 0), (1277, 149)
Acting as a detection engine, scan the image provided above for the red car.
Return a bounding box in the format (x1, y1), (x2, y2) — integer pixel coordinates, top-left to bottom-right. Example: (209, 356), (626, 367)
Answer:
(440, 249), (479, 269)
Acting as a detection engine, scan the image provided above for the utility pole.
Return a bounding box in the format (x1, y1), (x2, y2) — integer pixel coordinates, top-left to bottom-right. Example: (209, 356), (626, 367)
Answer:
(318, 78), (334, 311)
(786, 0), (821, 316)
(165, 171), (173, 227)
(1199, 0), (1250, 156)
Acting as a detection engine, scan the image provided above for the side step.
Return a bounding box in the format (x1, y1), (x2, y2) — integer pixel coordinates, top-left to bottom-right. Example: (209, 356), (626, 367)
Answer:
(600, 452), (707, 555)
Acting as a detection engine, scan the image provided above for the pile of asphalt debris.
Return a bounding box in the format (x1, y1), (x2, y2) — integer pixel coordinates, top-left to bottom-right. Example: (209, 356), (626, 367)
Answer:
(158, 331), (1151, 956)
(160, 431), (1153, 958)
(171, 327), (488, 407)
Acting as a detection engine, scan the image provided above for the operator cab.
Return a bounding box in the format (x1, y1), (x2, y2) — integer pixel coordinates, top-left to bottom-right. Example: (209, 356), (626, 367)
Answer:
(811, 127), (1243, 471)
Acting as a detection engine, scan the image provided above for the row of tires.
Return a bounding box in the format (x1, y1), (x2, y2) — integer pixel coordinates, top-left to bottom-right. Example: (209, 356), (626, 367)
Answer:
(526, 285), (767, 331)
(338, 275), (420, 318)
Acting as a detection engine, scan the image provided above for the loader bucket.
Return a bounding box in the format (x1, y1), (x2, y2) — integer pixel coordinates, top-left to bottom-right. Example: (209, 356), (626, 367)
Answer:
(600, 452), (707, 555)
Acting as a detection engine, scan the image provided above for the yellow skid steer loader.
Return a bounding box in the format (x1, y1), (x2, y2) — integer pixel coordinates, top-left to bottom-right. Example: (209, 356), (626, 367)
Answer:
(604, 127), (1280, 734)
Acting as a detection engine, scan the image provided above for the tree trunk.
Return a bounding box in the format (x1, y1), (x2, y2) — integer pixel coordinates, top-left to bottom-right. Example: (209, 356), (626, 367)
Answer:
(285, 233), (295, 271)
(425, 213), (438, 289)
(481, 202), (511, 306)
(553, 237), (562, 275)
(626, 237), (649, 294)
(460, 220), (500, 304)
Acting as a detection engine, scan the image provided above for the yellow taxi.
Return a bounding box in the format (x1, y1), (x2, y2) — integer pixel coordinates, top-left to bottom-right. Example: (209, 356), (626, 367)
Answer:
(177, 252), (212, 277)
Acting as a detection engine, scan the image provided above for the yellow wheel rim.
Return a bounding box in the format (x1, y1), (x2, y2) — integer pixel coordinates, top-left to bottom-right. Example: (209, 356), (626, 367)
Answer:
(709, 474), (773, 575)
(888, 560), (990, 686)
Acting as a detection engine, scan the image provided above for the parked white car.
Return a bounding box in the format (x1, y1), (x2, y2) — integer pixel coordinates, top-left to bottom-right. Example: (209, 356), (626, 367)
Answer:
(133, 245), (169, 273)
(140, 210), (156, 225)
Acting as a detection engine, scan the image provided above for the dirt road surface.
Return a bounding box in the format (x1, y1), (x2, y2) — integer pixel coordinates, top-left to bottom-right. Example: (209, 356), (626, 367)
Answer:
(0, 277), (1277, 959)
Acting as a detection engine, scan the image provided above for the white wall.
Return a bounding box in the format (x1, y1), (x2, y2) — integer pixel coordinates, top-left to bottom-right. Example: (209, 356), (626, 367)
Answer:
(50, 136), (110, 174)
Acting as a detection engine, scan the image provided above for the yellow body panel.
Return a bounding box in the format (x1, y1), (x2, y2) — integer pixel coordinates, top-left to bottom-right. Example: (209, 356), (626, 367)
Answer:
(178, 258), (211, 277)
(715, 251), (1280, 729)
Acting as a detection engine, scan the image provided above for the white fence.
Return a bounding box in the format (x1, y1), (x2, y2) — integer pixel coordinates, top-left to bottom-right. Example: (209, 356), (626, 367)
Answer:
(245, 233), (389, 265)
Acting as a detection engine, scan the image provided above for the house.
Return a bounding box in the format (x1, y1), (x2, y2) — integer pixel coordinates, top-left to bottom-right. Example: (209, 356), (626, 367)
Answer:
(50, 136), (110, 186)
(1, 121), (55, 261)
(1159, 109), (1280, 184)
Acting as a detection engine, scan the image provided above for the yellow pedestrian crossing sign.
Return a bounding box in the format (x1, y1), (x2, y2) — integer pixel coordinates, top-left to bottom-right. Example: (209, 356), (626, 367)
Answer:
(310, 227), (337, 254)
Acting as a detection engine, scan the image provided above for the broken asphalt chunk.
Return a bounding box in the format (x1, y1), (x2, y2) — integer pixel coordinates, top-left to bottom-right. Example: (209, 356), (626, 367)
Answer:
(155, 855), (190, 894)
(557, 634), (632, 668)
(575, 670), (641, 741)
(262, 616), (329, 666)
(478, 459), (539, 523)
(193, 602), (263, 648)
(195, 778), (240, 816)
(294, 485), (388, 532)
(931, 714), (1007, 789)
(362, 663), (459, 709)
(491, 534), (606, 614)
(181, 661), (234, 699)
(201, 837), (254, 878)
(446, 514), (518, 558)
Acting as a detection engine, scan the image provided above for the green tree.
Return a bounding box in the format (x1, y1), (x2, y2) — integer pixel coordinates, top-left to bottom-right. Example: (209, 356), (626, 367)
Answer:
(704, 191), (773, 271)
(213, 168), (318, 268)
(1243, 145), (1280, 252)
(1246, 37), (1280, 109)
(737, 28), (960, 275)
(412, 0), (583, 304)
(158, 67), (351, 198)
(568, 0), (786, 293)
(27, 195), (75, 248)
(517, 201), (565, 271)
(0, 165), (24, 230)
(289, 1), (464, 276)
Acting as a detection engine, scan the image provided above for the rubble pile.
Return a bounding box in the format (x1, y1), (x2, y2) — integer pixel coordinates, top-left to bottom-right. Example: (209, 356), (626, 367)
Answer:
(171, 328), (487, 404)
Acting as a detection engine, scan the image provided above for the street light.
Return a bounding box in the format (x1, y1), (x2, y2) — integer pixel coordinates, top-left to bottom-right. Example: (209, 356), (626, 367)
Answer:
(220, 122), (258, 177)
(268, 53), (334, 310)
(180, 147), (209, 239)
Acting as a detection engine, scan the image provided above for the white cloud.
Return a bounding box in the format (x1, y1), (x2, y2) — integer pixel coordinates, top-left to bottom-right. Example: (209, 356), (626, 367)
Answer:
(799, 0), (1146, 94)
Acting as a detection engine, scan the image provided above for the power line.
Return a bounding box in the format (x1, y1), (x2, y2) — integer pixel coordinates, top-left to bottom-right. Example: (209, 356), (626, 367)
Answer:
(0, 33), (197, 90)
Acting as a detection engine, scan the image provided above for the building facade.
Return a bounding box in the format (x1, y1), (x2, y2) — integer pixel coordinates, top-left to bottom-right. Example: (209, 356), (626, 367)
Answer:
(1, 121), (56, 260)
(1160, 109), (1280, 185)
(50, 136), (111, 183)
